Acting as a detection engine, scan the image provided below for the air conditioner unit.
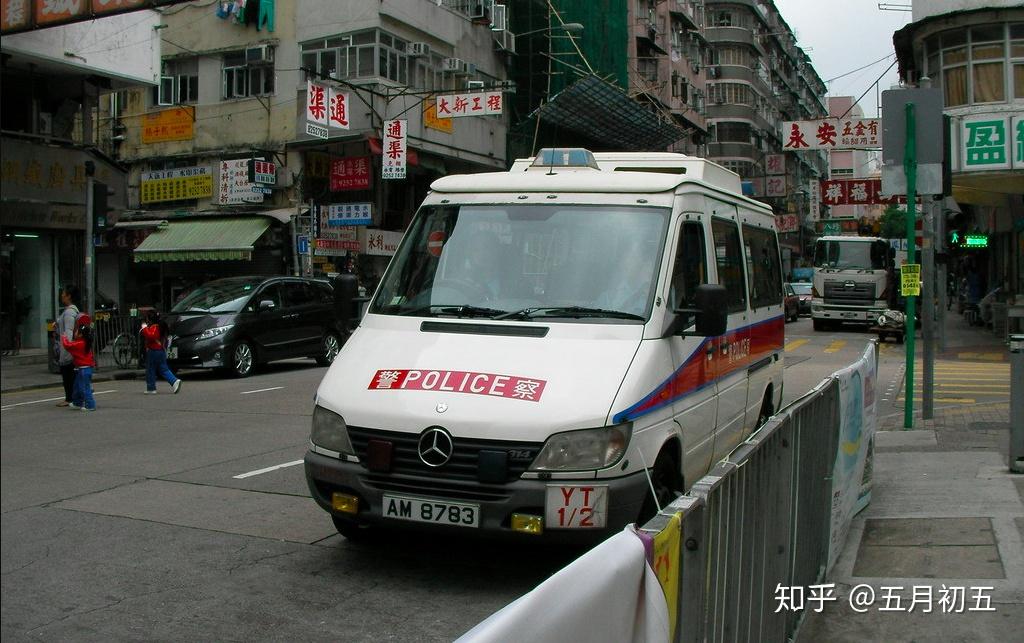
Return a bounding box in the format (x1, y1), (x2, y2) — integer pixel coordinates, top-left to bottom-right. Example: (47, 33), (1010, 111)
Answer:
(466, 80), (485, 90)
(442, 57), (466, 72)
(468, 0), (491, 20)
(490, 3), (507, 31)
(246, 44), (274, 64)
(409, 42), (431, 58)
(494, 29), (516, 54)
(465, 62), (477, 76)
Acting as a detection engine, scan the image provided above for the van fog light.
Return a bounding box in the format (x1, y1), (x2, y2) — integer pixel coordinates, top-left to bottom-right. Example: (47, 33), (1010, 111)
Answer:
(332, 492), (359, 514)
(512, 513), (543, 535)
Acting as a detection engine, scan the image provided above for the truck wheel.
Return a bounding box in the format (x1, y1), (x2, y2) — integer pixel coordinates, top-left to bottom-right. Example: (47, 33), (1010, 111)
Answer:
(332, 515), (375, 542)
(638, 448), (682, 525)
(813, 318), (825, 331)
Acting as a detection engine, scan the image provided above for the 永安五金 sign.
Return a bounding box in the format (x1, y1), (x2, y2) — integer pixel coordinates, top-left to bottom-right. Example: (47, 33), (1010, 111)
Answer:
(382, 119), (407, 180)
(901, 263), (921, 297)
(330, 156), (371, 191)
(435, 91), (503, 118)
(140, 166), (212, 204)
(325, 203), (372, 226)
(142, 107), (195, 143)
(782, 118), (882, 151)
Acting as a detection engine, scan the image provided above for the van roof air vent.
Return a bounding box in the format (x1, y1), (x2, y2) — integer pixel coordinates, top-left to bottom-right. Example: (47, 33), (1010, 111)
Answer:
(613, 166), (687, 175)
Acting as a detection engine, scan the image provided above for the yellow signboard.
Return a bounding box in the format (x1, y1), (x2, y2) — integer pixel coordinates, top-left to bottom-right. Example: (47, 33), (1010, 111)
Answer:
(652, 512), (681, 639)
(901, 263), (920, 297)
(423, 98), (453, 134)
(142, 106), (195, 143)
(140, 166), (212, 204)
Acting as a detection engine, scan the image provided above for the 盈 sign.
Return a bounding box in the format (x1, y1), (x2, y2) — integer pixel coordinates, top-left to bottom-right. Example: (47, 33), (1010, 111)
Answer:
(901, 263), (920, 297)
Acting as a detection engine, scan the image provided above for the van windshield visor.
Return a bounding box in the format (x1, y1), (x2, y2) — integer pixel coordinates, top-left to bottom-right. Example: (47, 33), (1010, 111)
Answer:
(170, 280), (257, 313)
(370, 204), (670, 322)
(813, 240), (885, 270)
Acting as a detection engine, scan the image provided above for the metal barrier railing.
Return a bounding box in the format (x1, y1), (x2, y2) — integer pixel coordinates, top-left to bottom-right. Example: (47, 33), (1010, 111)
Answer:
(91, 313), (145, 370)
(642, 341), (876, 643)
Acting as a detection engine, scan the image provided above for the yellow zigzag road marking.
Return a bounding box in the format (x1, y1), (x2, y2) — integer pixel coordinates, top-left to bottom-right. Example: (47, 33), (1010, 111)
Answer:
(785, 339), (809, 351)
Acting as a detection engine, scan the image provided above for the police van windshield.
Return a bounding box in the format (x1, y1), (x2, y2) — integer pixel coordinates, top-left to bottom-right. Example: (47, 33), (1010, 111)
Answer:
(370, 204), (669, 322)
(813, 240), (885, 270)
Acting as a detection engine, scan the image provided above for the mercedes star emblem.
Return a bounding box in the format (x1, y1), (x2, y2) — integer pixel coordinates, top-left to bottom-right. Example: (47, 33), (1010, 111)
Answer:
(435, 403), (448, 413)
(417, 426), (454, 467)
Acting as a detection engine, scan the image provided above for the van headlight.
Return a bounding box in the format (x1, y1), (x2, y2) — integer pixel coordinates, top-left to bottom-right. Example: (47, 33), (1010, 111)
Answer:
(529, 423), (632, 472)
(311, 406), (354, 455)
(198, 325), (233, 341)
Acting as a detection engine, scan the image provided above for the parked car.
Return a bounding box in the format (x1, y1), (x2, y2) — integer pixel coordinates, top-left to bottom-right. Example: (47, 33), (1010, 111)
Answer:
(784, 283), (800, 322)
(788, 282), (812, 316)
(164, 276), (345, 377)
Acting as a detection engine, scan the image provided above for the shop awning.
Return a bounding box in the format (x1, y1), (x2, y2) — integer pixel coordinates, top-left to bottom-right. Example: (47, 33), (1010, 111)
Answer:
(133, 217), (270, 262)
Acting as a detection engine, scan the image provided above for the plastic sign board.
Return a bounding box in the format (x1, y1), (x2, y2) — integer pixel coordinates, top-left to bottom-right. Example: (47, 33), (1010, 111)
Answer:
(217, 159), (263, 204)
(296, 235), (309, 254)
(306, 80), (328, 126)
(765, 154), (785, 175)
(325, 203), (372, 226)
(962, 115), (1011, 172)
(328, 87), (350, 130)
(423, 98), (453, 133)
(382, 119), (407, 180)
(962, 234), (988, 248)
(435, 91), (503, 118)
(775, 214), (799, 233)
(140, 166), (212, 204)
(360, 228), (404, 256)
(822, 221), (842, 236)
(330, 156), (371, 191)
(142, 107), (194, 143)
(248, 159), (276, 185)
(782, 118), (881, 150)
(1014, 116), (1024, 169)
(901, 263), (920, 297)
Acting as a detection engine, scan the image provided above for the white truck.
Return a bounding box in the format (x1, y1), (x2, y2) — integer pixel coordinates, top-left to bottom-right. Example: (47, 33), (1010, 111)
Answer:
(306, 148), (785, 542)
(811, 235), (892, 331)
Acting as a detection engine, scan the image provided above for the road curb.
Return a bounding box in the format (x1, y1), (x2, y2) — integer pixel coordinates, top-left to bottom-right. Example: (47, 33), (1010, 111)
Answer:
(1, 370), (144, 394)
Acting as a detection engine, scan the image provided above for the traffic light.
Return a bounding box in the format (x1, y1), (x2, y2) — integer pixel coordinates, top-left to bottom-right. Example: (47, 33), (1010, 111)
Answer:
(91, 180), (115, 234)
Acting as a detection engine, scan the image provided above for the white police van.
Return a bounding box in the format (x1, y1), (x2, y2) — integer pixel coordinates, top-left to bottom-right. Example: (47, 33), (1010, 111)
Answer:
(305, 148), (785, 541)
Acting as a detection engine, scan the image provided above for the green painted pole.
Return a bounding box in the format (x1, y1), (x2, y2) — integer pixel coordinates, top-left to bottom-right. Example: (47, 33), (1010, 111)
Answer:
(904, 103), (917, 430)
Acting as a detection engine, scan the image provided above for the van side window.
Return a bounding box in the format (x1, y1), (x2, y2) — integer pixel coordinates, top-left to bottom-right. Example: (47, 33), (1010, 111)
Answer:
(711, 219), (747, 313)
(668, 222), (707, 321)
(283, 282), (315, 308)
(742, 224), (783, 308)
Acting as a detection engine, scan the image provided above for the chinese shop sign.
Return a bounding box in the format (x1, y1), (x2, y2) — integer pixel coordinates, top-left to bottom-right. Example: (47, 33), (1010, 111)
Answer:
(330, 156), (371, 191)
(325, 203), (372, 226)
(142, 107), (194, 144)
(140, 166), (212, 204)
(435, 91), (503, 118)
(782, 118), (882, 150)
(382, 119), (406, 180)
(306, 81), (350, 140)
(217, 159), (263, 204)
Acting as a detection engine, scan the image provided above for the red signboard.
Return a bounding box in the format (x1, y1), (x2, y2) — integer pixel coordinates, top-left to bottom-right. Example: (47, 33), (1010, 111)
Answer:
(820, 178), (897, 206)
(330, 156), (371, 191)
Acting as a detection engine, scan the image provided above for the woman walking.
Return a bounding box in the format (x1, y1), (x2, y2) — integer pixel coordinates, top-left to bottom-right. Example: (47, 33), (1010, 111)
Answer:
(141, 310), (181, 394)
(54, 285), (80, 407)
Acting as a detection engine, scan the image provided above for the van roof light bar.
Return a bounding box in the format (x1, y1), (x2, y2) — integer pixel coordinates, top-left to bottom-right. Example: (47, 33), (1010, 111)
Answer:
(531, 148), (600, 170)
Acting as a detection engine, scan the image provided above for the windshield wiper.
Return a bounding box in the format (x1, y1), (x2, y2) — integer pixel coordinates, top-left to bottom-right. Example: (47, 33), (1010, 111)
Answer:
(397, 304), (508, 318)
(497, 306), (646, 321)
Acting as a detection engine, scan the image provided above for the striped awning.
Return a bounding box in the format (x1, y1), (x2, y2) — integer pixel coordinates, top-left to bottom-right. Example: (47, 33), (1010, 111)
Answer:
(133, 217), (270, 262)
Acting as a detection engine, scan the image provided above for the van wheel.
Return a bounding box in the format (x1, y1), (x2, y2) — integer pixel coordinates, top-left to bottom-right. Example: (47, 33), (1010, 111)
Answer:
(231, 341), (255, 378)
(316, 332), (342, 366)
(638, 448), (682, 525)
(756, 393), (774, 429)
(332, 515), (375, 542)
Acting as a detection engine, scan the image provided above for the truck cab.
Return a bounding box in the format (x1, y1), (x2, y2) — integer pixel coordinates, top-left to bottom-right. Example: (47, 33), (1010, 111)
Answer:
(811, 235), (891, 331)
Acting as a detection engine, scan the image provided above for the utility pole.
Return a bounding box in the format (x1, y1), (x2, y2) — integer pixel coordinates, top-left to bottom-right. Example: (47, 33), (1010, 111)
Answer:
(84, 161), (96, 317)
(922, 195), (935, 419)
(903, 102), (917, 430)
(936, 199), (947, 352)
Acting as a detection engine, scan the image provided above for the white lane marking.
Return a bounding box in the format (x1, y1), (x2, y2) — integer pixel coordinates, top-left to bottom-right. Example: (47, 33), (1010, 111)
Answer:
(1, 390), (116, 410)
(240, 386), (284, 395)
(233, 459), (304, 479)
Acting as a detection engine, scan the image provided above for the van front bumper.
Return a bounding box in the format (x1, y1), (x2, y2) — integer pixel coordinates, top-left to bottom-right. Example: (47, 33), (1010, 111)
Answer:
(304, 450), (650, 543)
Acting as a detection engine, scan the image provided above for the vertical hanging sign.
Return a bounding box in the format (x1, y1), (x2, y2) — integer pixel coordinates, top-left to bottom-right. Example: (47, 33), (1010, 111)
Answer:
(306, 80), (328, 139)
(329, 87), (350, 131)
(382, 119), (407, 180)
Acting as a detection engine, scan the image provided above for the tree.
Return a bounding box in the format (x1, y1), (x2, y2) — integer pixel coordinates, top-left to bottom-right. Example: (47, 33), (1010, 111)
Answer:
(878, 204), (906, 239)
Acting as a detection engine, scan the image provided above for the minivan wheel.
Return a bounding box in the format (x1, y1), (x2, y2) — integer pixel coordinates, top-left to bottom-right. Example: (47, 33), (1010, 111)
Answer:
(638, 449), (682, 525)
(231, 341), (255, 377)
(315, 332), (342, 366)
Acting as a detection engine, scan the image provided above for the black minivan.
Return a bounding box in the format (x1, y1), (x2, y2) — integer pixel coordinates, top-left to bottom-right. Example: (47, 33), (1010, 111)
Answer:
(164, 276), (345, 377)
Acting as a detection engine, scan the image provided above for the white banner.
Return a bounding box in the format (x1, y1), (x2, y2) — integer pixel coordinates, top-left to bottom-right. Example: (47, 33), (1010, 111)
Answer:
(808, 179), (821, 221)
(359, 228), (403, 256)
(828, 341), (877, 572)
(328, 87), (350, 130)
(783, 118), (882, 150)
(382, 119), (407, 180)
(306, 80), (328, 126)
(458, 529), (669, 642)
(217, 159), (263, 205)
(435, 91), (504, 118)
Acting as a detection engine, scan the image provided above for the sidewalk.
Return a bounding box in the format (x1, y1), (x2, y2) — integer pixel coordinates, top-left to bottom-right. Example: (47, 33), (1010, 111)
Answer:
(800, 309), (1023, 639)
(1, 351), (143, 394)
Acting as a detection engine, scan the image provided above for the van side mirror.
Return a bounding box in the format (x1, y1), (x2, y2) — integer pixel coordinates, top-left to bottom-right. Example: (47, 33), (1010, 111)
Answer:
(333, 273), (359, 328)
(664, 284), (729, 337)
(258, 299), (276, 312)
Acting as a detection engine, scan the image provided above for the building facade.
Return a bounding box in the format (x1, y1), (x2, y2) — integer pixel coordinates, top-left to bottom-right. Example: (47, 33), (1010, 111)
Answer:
(702, 0), (830, 269)
(102, 0), (512, 308)
(1, 12), (158, 350)
(893, 1), (1023, 321)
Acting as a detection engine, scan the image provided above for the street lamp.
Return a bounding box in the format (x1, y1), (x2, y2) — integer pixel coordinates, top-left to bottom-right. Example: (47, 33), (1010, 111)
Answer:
(516, 22), (584, 39)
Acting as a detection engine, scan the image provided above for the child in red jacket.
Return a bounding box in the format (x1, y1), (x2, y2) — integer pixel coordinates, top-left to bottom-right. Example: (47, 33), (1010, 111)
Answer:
(61, 314), (96, 411)
(141, 310), (181, 394)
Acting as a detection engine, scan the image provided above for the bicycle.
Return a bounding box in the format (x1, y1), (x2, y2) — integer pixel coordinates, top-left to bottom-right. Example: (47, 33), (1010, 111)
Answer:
(111, 331), (143, 369)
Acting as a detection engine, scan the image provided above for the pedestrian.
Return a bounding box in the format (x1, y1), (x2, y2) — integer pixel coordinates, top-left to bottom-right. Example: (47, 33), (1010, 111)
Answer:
(54, 285), (81, 407)
(61, 314), (96, 411)
(140, 309), (181, 394)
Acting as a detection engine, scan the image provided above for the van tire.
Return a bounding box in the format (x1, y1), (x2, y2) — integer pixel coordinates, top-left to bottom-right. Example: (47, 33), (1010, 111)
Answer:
(231, 340), (255, 378)
(638, 447), (683, 525)
(332, 515), (375, 542)
(756, 391), (774, 429)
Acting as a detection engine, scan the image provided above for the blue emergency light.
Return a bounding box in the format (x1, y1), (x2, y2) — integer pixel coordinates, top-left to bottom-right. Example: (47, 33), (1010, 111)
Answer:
(532, 148), (600, 169)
